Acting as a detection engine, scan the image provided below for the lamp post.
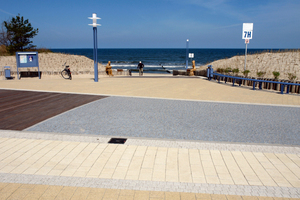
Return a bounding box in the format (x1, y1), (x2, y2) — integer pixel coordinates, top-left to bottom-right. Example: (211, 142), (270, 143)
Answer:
(88, 13), (101, 82)
(186, 39), (189, 69)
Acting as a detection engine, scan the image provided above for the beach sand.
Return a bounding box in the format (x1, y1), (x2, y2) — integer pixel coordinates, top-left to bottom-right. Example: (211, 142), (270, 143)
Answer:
(0, 52), (106, 75)
(1, 51), (300, 80)
(205, 51), (300, 80)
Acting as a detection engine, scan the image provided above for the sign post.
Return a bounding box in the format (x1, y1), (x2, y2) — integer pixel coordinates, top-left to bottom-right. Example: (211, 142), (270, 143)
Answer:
(88, 13), (101, 82)
(242, 23), (253, 71)
(186, 39), (189, 69)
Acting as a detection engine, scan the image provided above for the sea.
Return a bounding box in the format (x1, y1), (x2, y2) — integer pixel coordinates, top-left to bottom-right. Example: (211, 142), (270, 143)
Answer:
(51, 48), (281, 74)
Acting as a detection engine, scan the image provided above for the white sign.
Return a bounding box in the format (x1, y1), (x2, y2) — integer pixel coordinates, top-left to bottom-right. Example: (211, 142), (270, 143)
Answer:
(245, 39), (249, 44)
(242, 23), (253, 39)
(189, 53), (194, 58)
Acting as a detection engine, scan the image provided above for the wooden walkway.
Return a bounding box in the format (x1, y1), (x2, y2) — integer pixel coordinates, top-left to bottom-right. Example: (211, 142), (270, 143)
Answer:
(0, 89), (107, 130)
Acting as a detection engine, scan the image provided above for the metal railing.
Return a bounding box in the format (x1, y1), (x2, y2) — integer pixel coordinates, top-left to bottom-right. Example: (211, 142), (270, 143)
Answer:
(209, 72), (300, 94)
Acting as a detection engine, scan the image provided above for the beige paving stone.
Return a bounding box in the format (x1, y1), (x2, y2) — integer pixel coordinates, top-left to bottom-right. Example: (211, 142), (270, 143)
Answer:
(0, 139), (39, 170)
(180, 192), (196, 200)
(86, 188), (106, 200)
(166, 148), (178, 171)
(33, 142), (74, 175)
(55, 186), (77, 200)
(166, 169), (179, 182)
(226, 195), (243, 200)
(150, 191), (165, 198)
(39, 185), (63, 199)
(119, 195), (134, 200)
(99, 168), (115, 179)
(165, 191), (180, 200)
(134, 190), (150, 199)
(241, 196), (259, 200)
(139, 168), (153, 180)
(286, 154), (300, 168)
(86, 148), (115, 178)
(210, 194), (227, 200)
(178, 148), (192, 182)
(102, 188), (120, 200)
(23, 184), (49, 200)
(5, 184), (35, 200)
(195, 193), (211, 200)
(112, 166), (129, 179)
(257, 197), (275, 200)
(0, 183), (21, 199)
(70, 187), (91, 200)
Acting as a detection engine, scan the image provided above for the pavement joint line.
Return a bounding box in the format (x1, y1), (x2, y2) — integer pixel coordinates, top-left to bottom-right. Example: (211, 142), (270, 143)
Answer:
(2, 87), (300, 108)
(0, 173), (299, 198)
(1, 130), (299, 154)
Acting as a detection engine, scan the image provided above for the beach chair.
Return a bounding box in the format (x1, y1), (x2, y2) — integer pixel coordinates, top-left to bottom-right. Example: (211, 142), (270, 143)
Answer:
(3, 66), (14, 80)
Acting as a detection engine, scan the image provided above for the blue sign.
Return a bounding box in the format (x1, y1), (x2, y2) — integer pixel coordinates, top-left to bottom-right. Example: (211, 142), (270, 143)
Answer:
(16, 52), (40, 79)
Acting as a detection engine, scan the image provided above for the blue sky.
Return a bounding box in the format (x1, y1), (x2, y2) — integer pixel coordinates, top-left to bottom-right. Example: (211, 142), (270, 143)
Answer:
(1, 0), (300, 49)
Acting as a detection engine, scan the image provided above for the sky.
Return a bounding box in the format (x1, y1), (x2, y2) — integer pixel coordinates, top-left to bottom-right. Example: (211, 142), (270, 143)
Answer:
(0, 0), (300, 49)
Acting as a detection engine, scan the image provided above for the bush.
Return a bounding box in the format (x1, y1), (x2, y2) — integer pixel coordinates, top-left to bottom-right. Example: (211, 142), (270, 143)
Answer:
(287, 73), (297, 81)
(242, 70), (250, 77)
(272, 71), (280, 80)
(216, 68), (224, 73)
(224, 67), (232, 74)
(256, 71), (266, 78)
(232, 68), (239, 76)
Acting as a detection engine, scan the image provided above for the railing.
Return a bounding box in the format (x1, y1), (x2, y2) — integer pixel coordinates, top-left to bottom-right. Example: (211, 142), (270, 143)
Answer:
(209, 72), (300, 94)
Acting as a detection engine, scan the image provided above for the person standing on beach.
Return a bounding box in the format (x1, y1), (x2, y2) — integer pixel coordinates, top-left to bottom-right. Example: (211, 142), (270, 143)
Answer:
(137, 61), (144, 76)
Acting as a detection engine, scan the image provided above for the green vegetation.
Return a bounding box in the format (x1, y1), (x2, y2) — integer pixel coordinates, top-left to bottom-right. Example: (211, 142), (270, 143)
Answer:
(272, 71), (280, 80)
(256, 71), (266, 78)
(216, 68), (224, 73)
(232, 68), (239, 76)
(1, 14), (39, 55)
(287, 73), (297, 81)
(242, 70), (250, 77)
(224, 67), (232, 74)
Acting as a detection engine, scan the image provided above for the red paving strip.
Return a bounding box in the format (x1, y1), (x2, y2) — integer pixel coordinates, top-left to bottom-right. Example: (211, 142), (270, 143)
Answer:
(0, 89), (108, 130)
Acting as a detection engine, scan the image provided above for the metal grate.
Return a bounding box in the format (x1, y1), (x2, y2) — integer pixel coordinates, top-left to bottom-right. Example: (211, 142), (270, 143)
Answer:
(108, 138), (127, 144)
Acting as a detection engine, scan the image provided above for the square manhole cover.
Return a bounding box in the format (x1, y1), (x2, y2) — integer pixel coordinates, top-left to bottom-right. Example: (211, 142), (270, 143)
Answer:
(108, 138), (127, 144)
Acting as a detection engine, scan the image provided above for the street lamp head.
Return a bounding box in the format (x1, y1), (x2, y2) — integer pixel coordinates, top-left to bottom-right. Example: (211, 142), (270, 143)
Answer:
(187, 39), (189, 42)
(88, 13), (101, 27)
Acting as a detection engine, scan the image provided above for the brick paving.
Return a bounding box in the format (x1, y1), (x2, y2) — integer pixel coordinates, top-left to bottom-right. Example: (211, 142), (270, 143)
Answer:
(0, 76), (300, 199)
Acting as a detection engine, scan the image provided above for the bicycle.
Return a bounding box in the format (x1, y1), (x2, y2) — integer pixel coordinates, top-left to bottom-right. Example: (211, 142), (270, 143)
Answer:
(61, 62), (72, 80)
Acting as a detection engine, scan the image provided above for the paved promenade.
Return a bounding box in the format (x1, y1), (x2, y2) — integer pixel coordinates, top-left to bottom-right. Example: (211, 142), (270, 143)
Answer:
(0, 75), (300, 199)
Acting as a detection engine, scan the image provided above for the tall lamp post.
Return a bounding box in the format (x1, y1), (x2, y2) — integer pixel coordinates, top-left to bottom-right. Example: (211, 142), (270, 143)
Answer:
(185, 39), (189, 69)
(88, 13), (101, 82)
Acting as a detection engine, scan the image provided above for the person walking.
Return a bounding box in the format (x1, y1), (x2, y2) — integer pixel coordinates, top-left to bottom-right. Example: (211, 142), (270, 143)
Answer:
(137, 61), (144, 76)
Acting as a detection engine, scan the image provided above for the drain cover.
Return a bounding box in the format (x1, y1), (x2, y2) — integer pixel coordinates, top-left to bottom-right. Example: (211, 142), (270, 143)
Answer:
(108, 138), (127, 144)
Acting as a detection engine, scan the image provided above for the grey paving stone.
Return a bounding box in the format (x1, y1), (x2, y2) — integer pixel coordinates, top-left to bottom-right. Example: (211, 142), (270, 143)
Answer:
(24, 96), (300, 146)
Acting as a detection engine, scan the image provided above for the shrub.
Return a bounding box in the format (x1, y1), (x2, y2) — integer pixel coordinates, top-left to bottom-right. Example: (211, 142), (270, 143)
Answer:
(232, 68), (239, 76)
(242, 70), (250, 77)
(287, 73), (297, 81)
(272, 71), (280, 80)
(224, 67), (232, 74)
(216, 68), (224, 73)
(256, 71), (266, 78)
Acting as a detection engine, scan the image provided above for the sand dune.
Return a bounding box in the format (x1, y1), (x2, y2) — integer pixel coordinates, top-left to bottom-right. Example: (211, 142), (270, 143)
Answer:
(1, 51), (300, 80)
(0, 53), (106, 74)
(205, 51), (300, 80)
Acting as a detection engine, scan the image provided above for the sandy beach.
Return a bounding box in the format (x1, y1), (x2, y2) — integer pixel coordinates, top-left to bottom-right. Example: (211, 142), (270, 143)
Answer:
(1, 51), (300, 80)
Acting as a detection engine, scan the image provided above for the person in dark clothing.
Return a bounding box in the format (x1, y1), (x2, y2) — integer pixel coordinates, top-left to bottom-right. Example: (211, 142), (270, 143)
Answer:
(137, 61), (144, 76)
